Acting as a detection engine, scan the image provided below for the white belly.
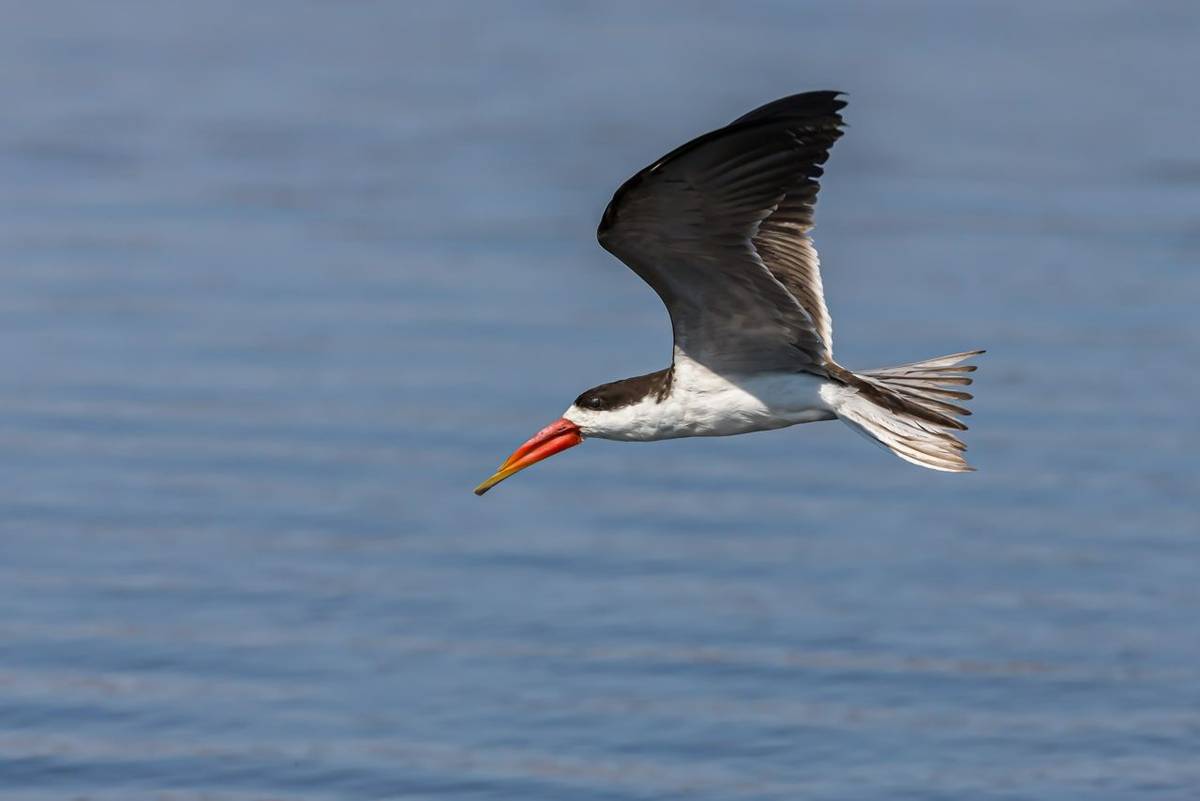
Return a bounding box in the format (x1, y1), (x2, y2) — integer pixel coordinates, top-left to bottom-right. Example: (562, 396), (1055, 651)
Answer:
(569, 355), (837, 442)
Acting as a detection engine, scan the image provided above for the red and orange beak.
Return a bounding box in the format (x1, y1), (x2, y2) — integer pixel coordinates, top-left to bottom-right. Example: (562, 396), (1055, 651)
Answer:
(473, 418), (583, 496)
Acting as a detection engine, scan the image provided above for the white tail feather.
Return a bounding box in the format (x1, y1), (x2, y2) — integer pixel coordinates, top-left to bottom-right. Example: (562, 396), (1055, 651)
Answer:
(829, 350), (983, 473)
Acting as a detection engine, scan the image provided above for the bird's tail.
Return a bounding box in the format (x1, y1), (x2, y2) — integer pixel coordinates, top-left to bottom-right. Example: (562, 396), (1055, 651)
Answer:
(826, 350), (984, 472)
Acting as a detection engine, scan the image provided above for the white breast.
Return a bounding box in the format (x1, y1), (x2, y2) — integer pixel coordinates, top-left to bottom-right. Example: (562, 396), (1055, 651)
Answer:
(564, 351), (837, 442)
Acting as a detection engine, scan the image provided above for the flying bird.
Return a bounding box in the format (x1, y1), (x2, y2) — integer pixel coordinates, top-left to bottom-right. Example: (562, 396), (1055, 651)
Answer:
(475, 91), (982, 496)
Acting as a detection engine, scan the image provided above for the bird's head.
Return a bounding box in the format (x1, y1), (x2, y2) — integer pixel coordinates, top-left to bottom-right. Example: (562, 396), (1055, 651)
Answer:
(473, 380), (656, 495)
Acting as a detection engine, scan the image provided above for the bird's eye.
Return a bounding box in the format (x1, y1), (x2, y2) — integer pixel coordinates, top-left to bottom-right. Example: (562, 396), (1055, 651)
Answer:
(586, 396), (604, 409)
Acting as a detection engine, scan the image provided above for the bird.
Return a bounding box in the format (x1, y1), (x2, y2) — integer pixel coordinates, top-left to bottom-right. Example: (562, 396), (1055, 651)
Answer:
(475, 91), (982, 496)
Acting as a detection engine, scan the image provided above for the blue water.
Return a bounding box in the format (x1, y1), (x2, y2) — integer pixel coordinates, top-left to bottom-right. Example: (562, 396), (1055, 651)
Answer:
(2, 1), (1198, 799)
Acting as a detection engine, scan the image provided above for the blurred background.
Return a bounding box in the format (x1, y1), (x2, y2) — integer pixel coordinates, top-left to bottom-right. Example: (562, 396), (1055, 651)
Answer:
(1, 1), (1197, 799)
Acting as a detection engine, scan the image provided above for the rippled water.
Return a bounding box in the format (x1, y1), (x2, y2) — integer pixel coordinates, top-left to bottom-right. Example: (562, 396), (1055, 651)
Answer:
(2, 1), (1198, 799)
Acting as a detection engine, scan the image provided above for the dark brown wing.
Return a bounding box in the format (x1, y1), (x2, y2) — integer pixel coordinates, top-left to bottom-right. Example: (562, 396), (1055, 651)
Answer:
(598, 91), (845, 372)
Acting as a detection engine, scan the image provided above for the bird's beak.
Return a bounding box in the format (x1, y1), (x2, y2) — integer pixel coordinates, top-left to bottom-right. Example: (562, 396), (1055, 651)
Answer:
(473, 418), (583, 496)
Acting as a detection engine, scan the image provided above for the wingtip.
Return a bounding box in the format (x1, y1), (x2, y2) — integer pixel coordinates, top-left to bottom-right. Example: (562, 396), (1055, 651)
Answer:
(728, 90), (850, 127)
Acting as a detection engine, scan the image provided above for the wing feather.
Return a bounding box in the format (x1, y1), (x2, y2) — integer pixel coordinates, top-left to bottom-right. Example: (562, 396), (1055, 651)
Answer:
(598, 91), (845, 371)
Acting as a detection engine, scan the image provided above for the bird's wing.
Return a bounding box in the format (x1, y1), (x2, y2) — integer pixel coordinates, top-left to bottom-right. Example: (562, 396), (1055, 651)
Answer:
(598, 91), (845, 373)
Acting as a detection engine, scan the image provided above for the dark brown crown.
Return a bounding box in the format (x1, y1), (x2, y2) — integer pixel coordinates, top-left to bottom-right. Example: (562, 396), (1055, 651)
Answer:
(574, 367), (673, 412)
